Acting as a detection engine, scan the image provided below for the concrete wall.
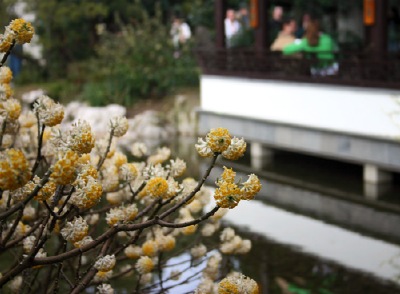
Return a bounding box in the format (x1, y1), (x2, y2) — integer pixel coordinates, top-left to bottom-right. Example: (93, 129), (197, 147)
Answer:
(201, 75), (400, 140)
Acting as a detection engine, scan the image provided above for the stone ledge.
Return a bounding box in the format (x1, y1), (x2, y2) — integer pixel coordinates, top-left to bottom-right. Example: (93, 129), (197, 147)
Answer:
(197, 110), (400, 173)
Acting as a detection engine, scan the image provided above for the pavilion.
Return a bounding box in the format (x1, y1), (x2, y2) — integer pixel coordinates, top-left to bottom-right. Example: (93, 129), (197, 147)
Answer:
(196, 0), (400, 193)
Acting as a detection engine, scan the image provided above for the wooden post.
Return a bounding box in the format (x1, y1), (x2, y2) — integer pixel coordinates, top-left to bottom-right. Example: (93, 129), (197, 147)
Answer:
(254, 0), (269, 51)
(365, 0), (388, 56)
(215, 0), (227, 49)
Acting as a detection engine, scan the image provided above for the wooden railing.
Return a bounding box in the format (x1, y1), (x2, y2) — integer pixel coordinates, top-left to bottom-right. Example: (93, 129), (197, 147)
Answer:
(196, 49), (400, 90)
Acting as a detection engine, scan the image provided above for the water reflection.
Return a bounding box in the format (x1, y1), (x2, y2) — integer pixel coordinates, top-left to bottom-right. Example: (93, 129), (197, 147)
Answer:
(147, 136), (400, 292)
(223, 200), (400, 285)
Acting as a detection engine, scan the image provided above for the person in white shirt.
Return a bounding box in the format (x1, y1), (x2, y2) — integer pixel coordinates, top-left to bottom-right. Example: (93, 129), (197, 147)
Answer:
(224, 9), (240, 47)
(170, 16), (191, 58)
(170, 16), (191, 49)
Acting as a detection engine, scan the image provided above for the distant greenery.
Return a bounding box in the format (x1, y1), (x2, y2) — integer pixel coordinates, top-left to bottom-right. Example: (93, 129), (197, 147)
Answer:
(5, 0), (199, 106)
(79, 3), (198, 106)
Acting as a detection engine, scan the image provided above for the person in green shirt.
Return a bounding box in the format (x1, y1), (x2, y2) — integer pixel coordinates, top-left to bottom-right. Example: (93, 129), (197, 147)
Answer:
(283, 17), (338, 76)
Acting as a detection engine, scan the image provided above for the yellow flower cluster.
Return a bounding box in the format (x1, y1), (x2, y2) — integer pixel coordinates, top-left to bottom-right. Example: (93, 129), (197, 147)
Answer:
(0, 66), (18, 121)
(214, 167), (261, 209)
(8, 18), (35, 45)
(0, 66), (13, 83)
(71, 176), (103, 209)
(141, 177), (169, 199)
(109, 116), (129, 137)
(206, 128), (231, 153)
(218, 272), (259, 294)
(195, 128), (246, 161)
(142, 240), (158, 256)
(219, 227), (251, 255)
(1, 98), (21, 121)
(105, 203), (138, 226)
(50, 150), (79, 185)
(60, 217), (89, 244)
(0, 148), (31, 191)
(68, 120), (95, 154)
(154, 229), (176, 252)
(118, 163), (138, 182)
(0, 83), (13, 99)
(94, 270), (113, 282)
(124, 245), (142, 259)
(77, 163), (99, 183)
(33, 95), (64, 127)
(94, 255), (116, 272)
(0, 28), (14, 53)
(34, 179), (57, 201)
(135, 256), (154, 275)
(0, 18), (34, 53)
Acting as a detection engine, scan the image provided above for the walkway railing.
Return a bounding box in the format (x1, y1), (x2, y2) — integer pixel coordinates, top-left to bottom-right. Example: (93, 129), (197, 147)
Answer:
(196, 49), (400, 90)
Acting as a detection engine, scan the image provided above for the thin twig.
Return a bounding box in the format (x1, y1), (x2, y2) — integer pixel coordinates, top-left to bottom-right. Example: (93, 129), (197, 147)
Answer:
(31, 120), (45, 176)
(97, 129), (114, 170)
(0, 169), (52, 221)
(159, 154), (218, 220)
(0, 40), (15, 67)
(70, 238), (112, 294)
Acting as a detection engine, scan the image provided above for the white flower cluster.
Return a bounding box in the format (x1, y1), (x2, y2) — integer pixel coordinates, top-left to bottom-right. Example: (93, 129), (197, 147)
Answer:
(109, 116), (128, 137)
(219, 227), (251, 255)
(94, 255), (116, 272)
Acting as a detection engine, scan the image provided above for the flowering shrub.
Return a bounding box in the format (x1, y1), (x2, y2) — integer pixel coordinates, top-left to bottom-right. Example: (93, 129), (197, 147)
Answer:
(0, 19), (261, 293)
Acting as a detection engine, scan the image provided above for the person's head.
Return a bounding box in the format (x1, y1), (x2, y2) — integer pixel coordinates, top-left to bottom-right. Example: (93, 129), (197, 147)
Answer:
(239, 3), (248, 15)
(305, 18), (320, 46)
(281, 17), (297, 35)
(272, 6), (283, 21)
(173, 16), (182, 25)
(302, 13), (311, 28)
(226, 9), (236, 21)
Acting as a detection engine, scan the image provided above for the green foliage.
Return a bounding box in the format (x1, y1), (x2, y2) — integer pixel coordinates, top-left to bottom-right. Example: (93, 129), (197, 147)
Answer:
(23, 0), (109, 78)
(185, 0), (215, 29)
(230, 28), (255, 48)
(79, 3), (199, 106)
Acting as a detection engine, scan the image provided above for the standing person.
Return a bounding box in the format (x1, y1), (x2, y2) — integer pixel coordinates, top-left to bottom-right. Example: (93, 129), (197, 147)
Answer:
(295, 13), (311, 39)
(237, 3), (250, 29)
(269, 6), (283, 44)
(270, 17), (297, 51)
(225, 9), (241, 48)
(283, 17), (338, 76)
(388, 6), (400, 53)
(170, 15), (191, 58)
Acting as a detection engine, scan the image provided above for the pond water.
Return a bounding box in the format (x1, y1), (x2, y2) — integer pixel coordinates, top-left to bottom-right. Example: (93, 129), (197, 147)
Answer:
(85, 135), (400, 293)
(167, 137), (400, 293)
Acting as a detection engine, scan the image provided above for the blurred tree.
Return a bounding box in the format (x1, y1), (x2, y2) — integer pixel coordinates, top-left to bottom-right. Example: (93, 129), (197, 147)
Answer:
(20, 0), (210, 79)
(22, 0), (109, 78)
(0, 0), (18, 27)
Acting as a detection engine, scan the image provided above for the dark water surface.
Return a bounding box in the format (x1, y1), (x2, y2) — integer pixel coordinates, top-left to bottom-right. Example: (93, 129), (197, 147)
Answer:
(177, 137), (400, 293)
(114, 137), (400, 293)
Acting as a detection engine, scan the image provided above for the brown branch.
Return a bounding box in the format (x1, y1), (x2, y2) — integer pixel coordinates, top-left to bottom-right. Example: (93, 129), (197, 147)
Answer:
(33, 216), (160, 267)
(70, 238), (112, 294)
(0, 208), (23, 247)
(0, 40), (15, 67)
(158, 154), (218, 220)
(0, 118), (7, 150)
(0, 213), (51, 287)
(2, 217), (44, 251)
(157, 206), (220, 228)
(0, 169), (52, 221)
(31, 121), (45, 176)
(52, 240), (67, 294)
(97, 129), (114, 170)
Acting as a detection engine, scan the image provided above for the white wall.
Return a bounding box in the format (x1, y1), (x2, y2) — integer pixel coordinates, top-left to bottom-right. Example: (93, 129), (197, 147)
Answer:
(201, 75), (400, 139)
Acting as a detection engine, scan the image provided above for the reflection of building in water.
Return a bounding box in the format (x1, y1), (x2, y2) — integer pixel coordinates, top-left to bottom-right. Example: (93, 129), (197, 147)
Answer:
(200, 161), (400, 291)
